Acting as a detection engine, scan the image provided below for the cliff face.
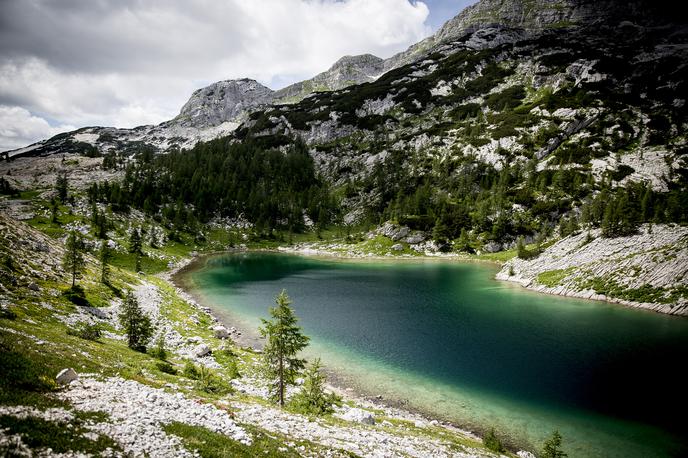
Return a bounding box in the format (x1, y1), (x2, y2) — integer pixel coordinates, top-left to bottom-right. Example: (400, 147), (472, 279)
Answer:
(384, 0), (677, 70)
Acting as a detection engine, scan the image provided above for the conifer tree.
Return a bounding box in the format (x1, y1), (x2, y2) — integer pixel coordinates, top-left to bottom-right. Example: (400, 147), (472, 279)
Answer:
(50, 198), (59, 224)
(63, 231), (85, 288)
(119, 291), (153, 352)
(129, 226), (143, 271)
(456, 228), (471, 252)
(516, 236), (527, 259)
(290, 358), (340, 415)
(541, 430), (567, 458)
(259, 290), (310, 407)
(55, 172), (68, 203)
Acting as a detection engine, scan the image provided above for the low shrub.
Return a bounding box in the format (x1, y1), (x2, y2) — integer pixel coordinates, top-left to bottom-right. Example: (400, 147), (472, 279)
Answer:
(66, 321), (102, 341)
(289, 359), (340, 416)
(196, 366), (231, 395)
(0, 306), (17, 320)
(483, 428), (504, 453)
(62, 285), (89, 307)
(148, 335), (167, 360)
(183, 360), (200, 379)
(156, 361), (177, 375)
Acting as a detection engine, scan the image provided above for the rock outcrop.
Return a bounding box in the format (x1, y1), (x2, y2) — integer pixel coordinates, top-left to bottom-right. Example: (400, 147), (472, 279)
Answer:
(56, 368), (79, 385)
(497, 225), (688, 315)
(174, 79), (275, 128)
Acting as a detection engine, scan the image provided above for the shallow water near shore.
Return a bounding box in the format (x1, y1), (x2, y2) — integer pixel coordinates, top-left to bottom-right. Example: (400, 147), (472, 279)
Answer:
(185, 251), (688, 457)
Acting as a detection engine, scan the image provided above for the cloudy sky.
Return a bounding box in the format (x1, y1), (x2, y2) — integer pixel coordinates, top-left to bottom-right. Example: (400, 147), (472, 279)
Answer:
(0, 0), (476, 151)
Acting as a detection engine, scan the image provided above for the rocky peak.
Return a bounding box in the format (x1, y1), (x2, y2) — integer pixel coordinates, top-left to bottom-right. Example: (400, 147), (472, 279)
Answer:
(329, 54), (384, 74)
(274, 54), (384, 104)
(385, 0), (675, 71)
(435, 0), (672, 39)
(174, 78), (275, 128)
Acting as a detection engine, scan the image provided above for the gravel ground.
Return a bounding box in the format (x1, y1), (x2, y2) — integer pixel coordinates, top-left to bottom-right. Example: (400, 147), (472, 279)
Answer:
(57, 376), (250, 457)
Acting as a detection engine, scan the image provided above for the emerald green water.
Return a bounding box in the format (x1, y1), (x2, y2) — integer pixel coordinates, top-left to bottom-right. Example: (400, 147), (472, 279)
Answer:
(187, 252), (688, 457)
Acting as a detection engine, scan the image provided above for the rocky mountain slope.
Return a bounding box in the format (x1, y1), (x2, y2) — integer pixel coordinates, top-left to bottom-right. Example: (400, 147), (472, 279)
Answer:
(242, 7), (686, 198)
(275, 54), (386, 104)
(11, 0), (671, 159)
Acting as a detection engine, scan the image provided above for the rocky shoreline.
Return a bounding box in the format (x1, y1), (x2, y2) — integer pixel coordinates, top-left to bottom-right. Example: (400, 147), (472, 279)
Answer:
(168, 253), (487, 434)
(154, 253), (526, 457)
(267, 224), (688, 317)
(497, 224), (688, 316)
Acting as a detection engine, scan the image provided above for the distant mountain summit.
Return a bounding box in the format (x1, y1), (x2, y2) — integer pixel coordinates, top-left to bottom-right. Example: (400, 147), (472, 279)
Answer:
(274, 54), (385, 104)
(175, 79), (275, 128)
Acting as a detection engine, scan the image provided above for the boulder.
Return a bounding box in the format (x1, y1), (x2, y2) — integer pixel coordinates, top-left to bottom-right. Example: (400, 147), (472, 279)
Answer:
(391, 243), (404, 252)
(27, 282), (40, 292)
(194, 344), (212, 357)
(379, 222), (410, 241)
(213, 326), (230, 339)
(483, 241), (502, 253)
(404, 233), (426, 244)
(56, 368), (78, 385)
(341, 407), (375, 425)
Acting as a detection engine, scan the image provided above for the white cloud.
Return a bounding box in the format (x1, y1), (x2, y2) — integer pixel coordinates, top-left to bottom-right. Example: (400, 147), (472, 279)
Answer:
(0, 0), (432, 150)
(0, 106), (75, 152)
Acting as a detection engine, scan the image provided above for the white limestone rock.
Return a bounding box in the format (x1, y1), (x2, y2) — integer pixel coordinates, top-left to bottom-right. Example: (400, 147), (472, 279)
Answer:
(339, 407), (376, 425)
(56, 368), (79, 385)
(213, 326), (230, 339)
(194, 344), (212, 357)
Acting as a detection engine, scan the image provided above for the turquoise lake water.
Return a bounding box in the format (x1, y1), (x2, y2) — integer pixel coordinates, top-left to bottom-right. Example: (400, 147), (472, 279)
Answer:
(186, 252), (688, 457)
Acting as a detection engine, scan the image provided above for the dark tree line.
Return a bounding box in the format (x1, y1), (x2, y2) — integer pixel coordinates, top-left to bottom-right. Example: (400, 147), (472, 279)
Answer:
(88, 138), (336, 235)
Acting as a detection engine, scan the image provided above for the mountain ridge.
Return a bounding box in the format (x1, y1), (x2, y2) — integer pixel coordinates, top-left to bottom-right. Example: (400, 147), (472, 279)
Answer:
(8, 0), (675, 158)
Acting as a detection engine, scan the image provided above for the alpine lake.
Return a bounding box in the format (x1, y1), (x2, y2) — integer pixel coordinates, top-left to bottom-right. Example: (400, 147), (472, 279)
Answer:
(182, 252), (688, 458)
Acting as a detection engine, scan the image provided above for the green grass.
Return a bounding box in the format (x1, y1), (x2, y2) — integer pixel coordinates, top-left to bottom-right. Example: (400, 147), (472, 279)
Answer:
(0, 415), (121, 455)
(577, 276), (686, 304)
(536, 268), (574, 287)
(0, 343), (61, 408)
(353, 235), (419, 256)
(164, 422), (322, 458)
(17, 189), (43, 200)
(110, 250), (168, 274)
(475, 248), (518, 262)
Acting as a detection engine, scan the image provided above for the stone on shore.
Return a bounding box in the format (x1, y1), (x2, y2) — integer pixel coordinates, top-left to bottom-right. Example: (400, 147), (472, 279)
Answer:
(339, 407), (375, 425)
(213, 325), (230, 339)
(56, 368), (79, 385)
(193, 344), (211, 357)
(517, 451), (536, 458)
